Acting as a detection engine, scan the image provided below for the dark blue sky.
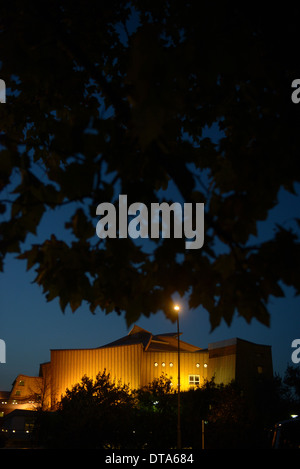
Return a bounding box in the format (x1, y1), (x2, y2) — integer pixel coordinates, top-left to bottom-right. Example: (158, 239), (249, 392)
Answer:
(1, 183), (299, 390)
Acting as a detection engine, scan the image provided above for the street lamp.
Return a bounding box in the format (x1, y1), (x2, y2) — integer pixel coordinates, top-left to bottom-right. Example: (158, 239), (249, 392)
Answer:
(174, 304), (181, 449)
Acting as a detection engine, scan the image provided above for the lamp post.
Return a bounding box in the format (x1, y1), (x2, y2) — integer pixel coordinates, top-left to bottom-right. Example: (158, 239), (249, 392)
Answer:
(174, 304), (181, 450)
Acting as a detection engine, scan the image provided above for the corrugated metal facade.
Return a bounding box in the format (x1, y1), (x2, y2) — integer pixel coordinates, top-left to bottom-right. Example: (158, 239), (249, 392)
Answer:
(51, 344), (143, 403)
(39, 330), (273, 407)
(50, 345), (210, 403)
(1, 331), (274, 416)
(207, 354), (236, 385)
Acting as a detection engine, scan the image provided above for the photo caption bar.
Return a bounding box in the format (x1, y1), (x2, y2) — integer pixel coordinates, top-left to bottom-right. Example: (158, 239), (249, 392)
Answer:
(104, 452), (195, 466)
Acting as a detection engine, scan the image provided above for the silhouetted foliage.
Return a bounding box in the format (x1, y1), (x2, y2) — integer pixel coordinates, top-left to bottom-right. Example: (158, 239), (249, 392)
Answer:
(0, 2), (299, 329)
(134, 374), (177, 448)
(284, 365), (300, 399)
(35, 369), (299, 449)
(43, 371), (135, 448)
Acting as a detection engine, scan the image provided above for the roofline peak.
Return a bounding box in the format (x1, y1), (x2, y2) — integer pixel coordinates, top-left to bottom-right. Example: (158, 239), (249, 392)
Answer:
(128, 325), (152, 336)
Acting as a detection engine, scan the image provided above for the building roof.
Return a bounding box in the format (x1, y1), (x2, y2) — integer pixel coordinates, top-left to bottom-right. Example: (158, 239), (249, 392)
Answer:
(99, 325), (202, 353)
(208, 337), (272, 350)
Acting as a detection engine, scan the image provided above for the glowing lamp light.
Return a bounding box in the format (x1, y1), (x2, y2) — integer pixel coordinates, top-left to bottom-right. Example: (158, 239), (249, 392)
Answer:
(174, 304), (180, 312)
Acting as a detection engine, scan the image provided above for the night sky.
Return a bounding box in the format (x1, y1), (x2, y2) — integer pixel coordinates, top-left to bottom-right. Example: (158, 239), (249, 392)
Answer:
(1, 183), (299, 391)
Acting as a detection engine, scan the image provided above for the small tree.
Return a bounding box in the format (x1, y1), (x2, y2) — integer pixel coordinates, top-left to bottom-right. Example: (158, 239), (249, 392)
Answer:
(134, 374), (177, 448)
(27, 376), (52, 411)
(284, 365), (300, 402)
(44, 370), (134, 448)
(282, 365), (300, 419)
(136, 373), (174, 413)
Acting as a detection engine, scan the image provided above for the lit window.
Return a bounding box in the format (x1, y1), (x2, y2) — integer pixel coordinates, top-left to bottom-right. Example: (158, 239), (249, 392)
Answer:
(257, 366), (263, 374)
(189, 375), (200, 386)
(25, 422), (35, 432)
(154, 362), (158, 367)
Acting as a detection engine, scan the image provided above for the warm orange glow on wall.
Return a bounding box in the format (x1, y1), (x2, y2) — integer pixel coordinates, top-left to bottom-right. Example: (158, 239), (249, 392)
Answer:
(3, 327), (273, 412)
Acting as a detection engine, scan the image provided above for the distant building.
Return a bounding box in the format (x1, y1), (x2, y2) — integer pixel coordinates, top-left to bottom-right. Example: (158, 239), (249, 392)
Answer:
(0, 325), (273, 416)
(0, 375), (46, 417)
(0, 409), (38, 447)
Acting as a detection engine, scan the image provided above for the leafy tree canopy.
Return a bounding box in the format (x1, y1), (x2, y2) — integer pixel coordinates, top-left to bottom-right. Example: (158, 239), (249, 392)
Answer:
(0, 2), (300, 329)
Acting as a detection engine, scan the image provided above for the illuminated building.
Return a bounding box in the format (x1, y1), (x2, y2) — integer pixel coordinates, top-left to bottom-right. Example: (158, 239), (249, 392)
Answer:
(0, 325), (273, 414)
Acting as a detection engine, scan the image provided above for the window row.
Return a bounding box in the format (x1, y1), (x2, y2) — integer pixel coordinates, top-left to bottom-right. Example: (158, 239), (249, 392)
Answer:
(154, 362), (207, 368)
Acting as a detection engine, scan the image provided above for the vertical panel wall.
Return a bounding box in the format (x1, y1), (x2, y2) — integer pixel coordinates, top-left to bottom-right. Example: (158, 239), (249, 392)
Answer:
(207, 354), (236, 385)
(49, 338), (272, 405)
(207, 341), (237, 385)
(51, 344), (143, 404)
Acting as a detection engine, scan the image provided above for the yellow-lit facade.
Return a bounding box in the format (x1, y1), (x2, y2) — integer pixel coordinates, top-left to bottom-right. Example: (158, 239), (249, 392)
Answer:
(0, 374), (45, 416)
(0, 326), (273, 414)
(46, 326), (211, 406)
